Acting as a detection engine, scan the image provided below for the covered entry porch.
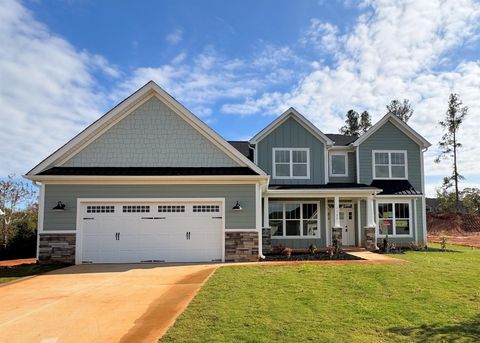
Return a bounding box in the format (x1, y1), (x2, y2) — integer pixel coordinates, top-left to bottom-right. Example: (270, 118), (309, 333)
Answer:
(262, 185), (382, 250)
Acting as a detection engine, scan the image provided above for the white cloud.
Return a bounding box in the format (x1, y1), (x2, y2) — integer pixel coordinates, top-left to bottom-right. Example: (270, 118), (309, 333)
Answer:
(223, 0), (480, 190)
(0, 0), (118, 176)
(300, 19), (339, 51)
(165, 28), (183, 45)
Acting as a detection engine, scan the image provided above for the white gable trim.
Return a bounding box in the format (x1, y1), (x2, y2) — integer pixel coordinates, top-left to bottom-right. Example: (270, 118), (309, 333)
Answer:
(250, 107), (334, 145)
(27, 81), (266, 176)
(352, 113), (431, 149)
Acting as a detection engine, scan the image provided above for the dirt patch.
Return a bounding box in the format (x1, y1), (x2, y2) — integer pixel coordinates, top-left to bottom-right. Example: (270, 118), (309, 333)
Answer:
(0, 258), (36, 267)
(428, 212), (480, 234)
(428, 233), (480, 248)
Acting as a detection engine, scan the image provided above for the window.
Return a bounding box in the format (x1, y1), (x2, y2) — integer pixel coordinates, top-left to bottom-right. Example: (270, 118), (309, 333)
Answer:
(123, 205), (150, 213)
(86, 205), (115, 213)
(373, 151), (407, 179)
(273, 148), (310, 179)
(377, 201), (411, 236)
(330, 153), (348, 176)
(158, 205), (185, 213)
(193, 205), (220, 212)
(268, 202), (319, 237)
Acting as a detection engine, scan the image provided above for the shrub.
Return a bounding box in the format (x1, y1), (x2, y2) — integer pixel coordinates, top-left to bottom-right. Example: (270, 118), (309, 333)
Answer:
(439, 232), (449, 251)
(282, 247), (293, 258)
(309, 244), (318, 255)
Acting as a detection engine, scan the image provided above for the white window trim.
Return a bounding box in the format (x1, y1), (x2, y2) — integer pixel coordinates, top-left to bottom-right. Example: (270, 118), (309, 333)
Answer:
(376, 199), (413, 238)
(269, 201), (321, 238)
(372, 150), (408, 180)
(272, 148), (310, 179)
(329, 151), (348, 177)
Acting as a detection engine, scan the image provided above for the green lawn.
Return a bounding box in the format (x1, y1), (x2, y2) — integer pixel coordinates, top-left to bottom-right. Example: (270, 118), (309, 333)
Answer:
(0, 263), (66, 284)
(161, 244), (480, 343)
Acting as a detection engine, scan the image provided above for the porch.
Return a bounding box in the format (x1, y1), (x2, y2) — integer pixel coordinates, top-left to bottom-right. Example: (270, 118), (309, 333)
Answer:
(262, 186), (381, 251)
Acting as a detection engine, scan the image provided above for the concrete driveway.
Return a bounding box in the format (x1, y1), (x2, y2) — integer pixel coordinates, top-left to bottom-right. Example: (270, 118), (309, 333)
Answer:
(0, 263), (217, 343)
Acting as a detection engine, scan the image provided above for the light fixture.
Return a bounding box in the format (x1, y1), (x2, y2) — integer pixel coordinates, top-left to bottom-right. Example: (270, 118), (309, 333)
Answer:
(232, 201), (242, 211)
(52, 201), (66, 211)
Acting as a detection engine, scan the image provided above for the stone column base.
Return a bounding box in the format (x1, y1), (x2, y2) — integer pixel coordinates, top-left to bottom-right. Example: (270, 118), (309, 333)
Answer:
(332, 226), (343, 248)
(39, 233), (76, 264)
(364, 226), (378, 251)
(225, 231), (259, 262)
(262, 227), (272, 254)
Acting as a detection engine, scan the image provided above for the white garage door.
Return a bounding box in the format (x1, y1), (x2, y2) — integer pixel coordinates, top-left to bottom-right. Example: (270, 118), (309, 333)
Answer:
(79, 201), (223, 263)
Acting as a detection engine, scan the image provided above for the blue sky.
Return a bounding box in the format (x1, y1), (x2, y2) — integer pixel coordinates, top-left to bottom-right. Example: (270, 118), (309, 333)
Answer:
(2, 0), (480, 195)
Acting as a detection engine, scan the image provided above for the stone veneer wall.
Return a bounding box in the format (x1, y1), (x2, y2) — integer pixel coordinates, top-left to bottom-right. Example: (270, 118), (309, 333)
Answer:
(262, 227), (271, 254)
(225, 231), (259, 262)
(332, 227), (342, 247)
(364, 227), (377, 251)
(39, 233), (76, 264)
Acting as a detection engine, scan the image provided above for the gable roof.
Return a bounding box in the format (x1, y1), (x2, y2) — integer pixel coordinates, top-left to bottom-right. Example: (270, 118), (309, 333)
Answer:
(25, 81), (266, 177)
(250, 107), (334, 145)
(352, 113), (431, 149)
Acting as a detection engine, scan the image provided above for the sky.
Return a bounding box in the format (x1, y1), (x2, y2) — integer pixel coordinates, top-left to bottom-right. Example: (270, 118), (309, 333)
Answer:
(1, 0), (480, 196)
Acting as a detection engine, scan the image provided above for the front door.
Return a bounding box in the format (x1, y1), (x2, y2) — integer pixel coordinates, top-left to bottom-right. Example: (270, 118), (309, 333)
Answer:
(339, 208), (355, 246)
(328, 206), (356, 246)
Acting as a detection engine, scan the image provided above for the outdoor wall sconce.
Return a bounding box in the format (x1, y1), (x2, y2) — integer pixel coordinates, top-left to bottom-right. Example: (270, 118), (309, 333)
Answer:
(52, 201), (66, 211)
(232, 201), (243, 211)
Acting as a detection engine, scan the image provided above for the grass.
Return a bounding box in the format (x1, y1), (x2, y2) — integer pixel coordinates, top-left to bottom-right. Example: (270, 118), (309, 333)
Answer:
(161, 244), (480, 343)
(0, 263), (66, 284)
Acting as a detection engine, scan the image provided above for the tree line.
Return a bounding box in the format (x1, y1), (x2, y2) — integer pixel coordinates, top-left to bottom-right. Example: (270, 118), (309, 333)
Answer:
(338, 95), (476, 214)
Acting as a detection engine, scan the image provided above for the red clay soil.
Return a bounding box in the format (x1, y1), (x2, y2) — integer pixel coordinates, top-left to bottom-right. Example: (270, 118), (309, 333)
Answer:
(427, 211), (480, 248)
(0, 258), (36, 267)
(428, 233), (480, 248)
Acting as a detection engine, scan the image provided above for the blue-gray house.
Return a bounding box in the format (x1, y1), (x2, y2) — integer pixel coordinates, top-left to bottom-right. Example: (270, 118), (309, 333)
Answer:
(25, 81), (430, 264)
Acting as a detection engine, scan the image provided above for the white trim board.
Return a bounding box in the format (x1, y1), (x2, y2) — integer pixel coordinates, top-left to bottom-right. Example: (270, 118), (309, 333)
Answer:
(250, 107), (334, 145)
(27, 81), (266, 176)
(353, 113), (431, 149)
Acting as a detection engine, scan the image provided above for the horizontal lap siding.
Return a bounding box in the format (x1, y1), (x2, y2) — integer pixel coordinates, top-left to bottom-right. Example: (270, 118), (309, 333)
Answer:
(257, 117), (325, 185)
(328, 151), (357, 183)
(43, 184), (256, 231)
(358, 121), (422, 190)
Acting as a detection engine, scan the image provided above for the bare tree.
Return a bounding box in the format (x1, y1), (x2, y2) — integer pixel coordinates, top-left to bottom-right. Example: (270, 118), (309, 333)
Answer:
(435, 93), (468, 212)
(386, 99), (413, 122)
(0, 175), (36, 248)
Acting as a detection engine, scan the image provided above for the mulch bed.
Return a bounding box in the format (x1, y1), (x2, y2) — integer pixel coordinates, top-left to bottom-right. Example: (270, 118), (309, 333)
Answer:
(263, 252), (363, 261)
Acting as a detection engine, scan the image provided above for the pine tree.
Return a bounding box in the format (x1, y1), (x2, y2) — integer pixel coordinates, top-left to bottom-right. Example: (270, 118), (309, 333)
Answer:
(434, 93), (468, 211)
(339, 110), (360, 136)
(386, 99), (413, 122)
(359, 111), (372, 133)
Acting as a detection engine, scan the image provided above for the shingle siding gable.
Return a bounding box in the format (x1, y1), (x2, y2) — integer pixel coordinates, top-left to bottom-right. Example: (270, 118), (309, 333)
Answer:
(62, 97), (240, 168)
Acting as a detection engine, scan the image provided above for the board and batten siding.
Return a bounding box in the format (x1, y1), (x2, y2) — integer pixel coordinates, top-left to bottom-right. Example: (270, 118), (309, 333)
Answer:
(63, 97), (239, 168)
(256, 117), (326, 185)
(358, 121), (422, 190)
(43, 184), (256, 231)
(328, 151), (357, 183)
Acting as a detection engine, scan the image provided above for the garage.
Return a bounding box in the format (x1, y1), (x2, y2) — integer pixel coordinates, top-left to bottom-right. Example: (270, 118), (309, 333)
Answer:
(77, 199), (224, 263)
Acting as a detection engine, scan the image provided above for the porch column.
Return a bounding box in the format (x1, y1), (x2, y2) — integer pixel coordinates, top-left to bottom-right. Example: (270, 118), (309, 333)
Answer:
(332, 196), (342, 247)
(334, 196), (340, 227)
(262, 196), (271, 254)
(263, 196), (269, 228)
(364, 196), (378, 251)
(366, 196), (374, 227)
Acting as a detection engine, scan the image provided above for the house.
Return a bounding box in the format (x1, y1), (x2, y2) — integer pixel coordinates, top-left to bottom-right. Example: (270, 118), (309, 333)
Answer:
(24, 81), (431, 264)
